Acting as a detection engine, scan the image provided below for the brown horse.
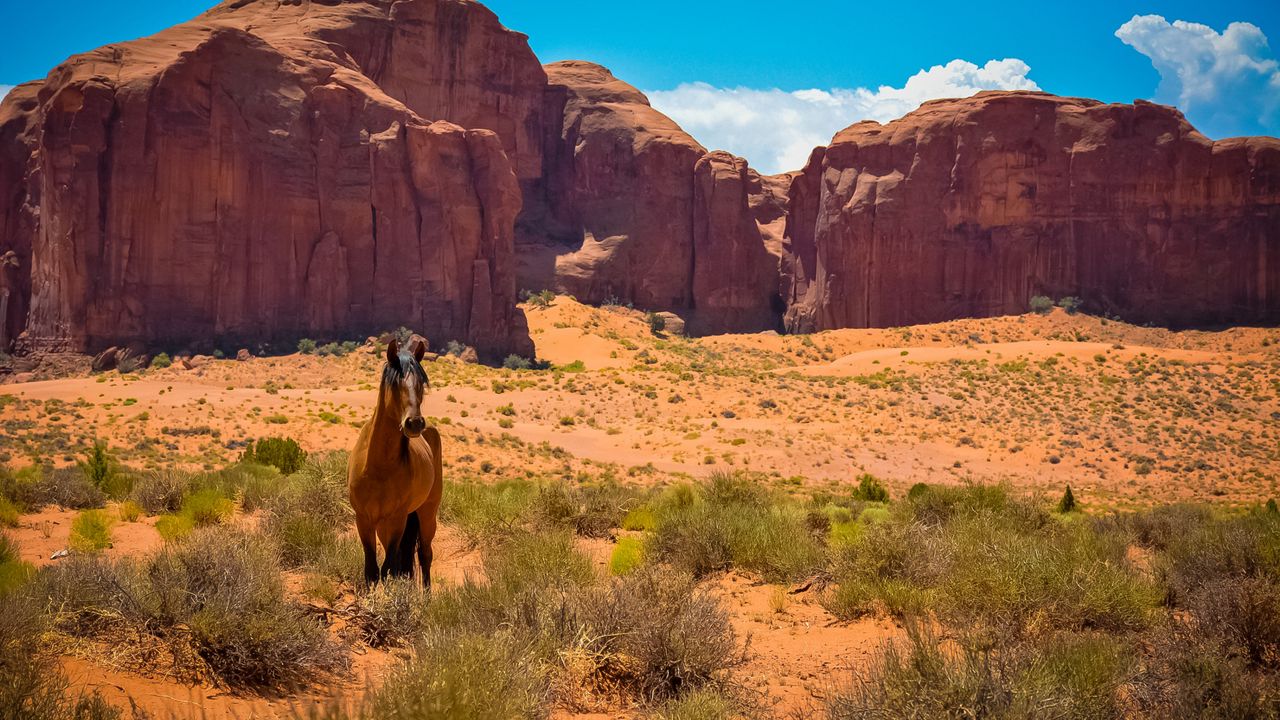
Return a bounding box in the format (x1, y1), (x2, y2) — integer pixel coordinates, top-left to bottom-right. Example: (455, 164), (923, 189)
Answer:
(347, 337), (442, 585)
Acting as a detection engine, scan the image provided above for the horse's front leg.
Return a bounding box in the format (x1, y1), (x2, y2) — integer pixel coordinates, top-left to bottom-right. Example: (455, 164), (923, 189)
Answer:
(377, 519), (405, 581)
(356, 516), (379, 587)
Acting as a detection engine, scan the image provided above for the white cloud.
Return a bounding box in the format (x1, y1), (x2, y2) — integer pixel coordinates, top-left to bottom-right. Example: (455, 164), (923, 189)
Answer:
(647, 59), (1039, 174)
(1116, 15), (1280, 138)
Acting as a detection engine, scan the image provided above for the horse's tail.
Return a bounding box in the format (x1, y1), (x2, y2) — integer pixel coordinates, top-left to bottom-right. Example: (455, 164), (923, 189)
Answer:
(398, 511), (420, 576)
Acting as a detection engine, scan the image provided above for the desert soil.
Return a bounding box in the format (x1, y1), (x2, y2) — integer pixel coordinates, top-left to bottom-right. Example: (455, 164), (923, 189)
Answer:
(3, 298), (1278, 717)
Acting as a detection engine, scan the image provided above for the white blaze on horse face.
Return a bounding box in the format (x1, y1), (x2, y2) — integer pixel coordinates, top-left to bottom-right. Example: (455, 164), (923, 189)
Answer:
(398, 369), (426, 437)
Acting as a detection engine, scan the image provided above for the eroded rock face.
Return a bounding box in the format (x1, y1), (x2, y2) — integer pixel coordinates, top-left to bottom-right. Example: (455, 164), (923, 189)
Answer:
(783, 92), (1280, 331)
(0, 0), (536, 359)
(528, 61), (780, 331)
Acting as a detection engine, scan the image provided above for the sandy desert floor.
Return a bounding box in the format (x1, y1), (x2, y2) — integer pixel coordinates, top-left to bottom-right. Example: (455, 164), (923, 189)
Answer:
(2, 298), (1278, 717)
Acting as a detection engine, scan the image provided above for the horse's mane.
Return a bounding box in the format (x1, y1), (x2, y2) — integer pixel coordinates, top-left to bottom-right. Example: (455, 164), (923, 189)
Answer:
(382, 353), (428, 388)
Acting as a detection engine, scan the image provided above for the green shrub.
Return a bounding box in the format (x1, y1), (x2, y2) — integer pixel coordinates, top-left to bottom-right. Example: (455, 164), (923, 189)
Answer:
(243, 437), (307, 475)
(1057, 296), (1083, 314)
(851, 473), (889, 502)
(1058, 484), (1077, 513)
(647, 311), (666, 334)
(652, 687), (740, 720)
(503, 354), (532, 370)
(440, 480), (537, 545)
(262, 453), (353, 569)
(297, 338), (317, 354)
(519, 289), (556, 308)
(649, 472), (823, 582)
(78, 440), (117, 491)
(180, 488), (234, 527)
(350, 577), (428, 648)
(0, 533), (34, 596)
(116, 501), (142, 523)
(0, 497), (18, 528)
(150, 352), (172, 369)
(610, 537), (645, 576)
(369, 629), (550, 720)
(68, 510), (114, 552)
(826, 625), (1133, 720)
(1029, 295), (1055, 314)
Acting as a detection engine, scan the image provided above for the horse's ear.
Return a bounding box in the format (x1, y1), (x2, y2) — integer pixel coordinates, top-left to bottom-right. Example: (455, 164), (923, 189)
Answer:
(386, 338), (400, 368)
(411, 337), (427, 364)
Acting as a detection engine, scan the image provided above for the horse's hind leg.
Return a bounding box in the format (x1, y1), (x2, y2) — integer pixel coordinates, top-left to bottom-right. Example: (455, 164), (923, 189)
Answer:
(356, 517), (379, 587)
(396, 513), (420, 578)
(416, 508), (438, 591)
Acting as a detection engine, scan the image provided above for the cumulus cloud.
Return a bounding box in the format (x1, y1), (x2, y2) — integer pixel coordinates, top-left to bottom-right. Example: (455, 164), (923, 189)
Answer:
(647, 59), (1039, 174)
(1116, 15), (1280, 138)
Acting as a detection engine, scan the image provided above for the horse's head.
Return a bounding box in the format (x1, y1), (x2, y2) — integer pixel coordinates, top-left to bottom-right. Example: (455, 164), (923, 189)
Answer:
(381, 337), (429, 438)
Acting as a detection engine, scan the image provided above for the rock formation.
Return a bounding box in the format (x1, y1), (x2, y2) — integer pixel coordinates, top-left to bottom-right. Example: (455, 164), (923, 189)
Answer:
(1, 1), (1277, 357)
(526, 61), (781, 333)
(0, 0), (538, 359)
(783, 92), (1280, 331)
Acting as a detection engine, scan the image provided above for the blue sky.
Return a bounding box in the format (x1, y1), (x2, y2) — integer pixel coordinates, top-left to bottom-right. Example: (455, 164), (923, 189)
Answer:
(1, 0), (1276, 172)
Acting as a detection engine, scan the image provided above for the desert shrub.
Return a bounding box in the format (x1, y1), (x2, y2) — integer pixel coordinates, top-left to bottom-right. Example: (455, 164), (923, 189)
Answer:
(652, 687), (741, 720)
(369, 629), (550, 720)
(826, 625), (1133, 720)
(851, 473), (889, 502)
(1130, 622), (1280, 718)
(533, 480), (644, 538)
(0, 466), (43, 510)
(824, 484), (1158, 633)
(129, 470), (190, 514)
(243, 437), (307, 475)
(610, 537), (645, 576)
(1058, 484), (1077, 513)
(297, 338), (317, 354)
(0, 580), (122, 719)
(1029, 295), (1055, 314)
(155, 513), (195, 541)
(1057, 296), (1083, 314)
(441, 480), (537, 545)
(0, 534), (34, 596)
(36, 468), (105, 510)
(68, 510), (114, 552)
(189, 461), (282, 510)
(647, 311), (666, 334)
(262, 453), (353, 569)
(40, 527), (346, 691)
(520, 288), (556, 308)
(116, 501), (142, 523)
(648, 473), (823, 582)
(78, 440), (120, 494)
(503, 354), (532, 370)
(350, 578), (428, 648)
(0, 497), (17, 528)
(150, 352), (172, 369)
(575, 566), (738, 701)
(1184, 576), (1280, 670)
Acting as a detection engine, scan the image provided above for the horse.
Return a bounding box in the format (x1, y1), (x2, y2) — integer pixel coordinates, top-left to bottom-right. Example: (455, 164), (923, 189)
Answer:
(347, 337), (443, 586)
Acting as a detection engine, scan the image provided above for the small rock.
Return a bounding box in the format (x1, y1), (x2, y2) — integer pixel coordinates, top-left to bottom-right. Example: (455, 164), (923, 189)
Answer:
(655, 312), (685, 336)
(460, 346), (479, 364)
(409, 333), (430, 353)
(182, 355), (211, 370)
(91, 346), (121, 372)
(50, 549), (69, 560)
(421, 351), (439, 362)
(236, 348), (252, 362)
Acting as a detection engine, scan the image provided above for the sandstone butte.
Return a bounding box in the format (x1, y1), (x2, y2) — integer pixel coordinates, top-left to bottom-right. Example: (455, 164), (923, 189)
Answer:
(0, 0), (1276, 360)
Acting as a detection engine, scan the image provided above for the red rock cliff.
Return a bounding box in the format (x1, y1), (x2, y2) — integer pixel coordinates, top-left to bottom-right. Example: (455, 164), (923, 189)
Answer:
(526, 61), (780, 332)
(783, 92), (1280, 331)
(0, 0), (538, 358)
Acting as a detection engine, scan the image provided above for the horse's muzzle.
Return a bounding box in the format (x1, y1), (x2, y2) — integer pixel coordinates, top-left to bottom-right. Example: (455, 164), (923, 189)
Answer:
(402, 416), (426, 437)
